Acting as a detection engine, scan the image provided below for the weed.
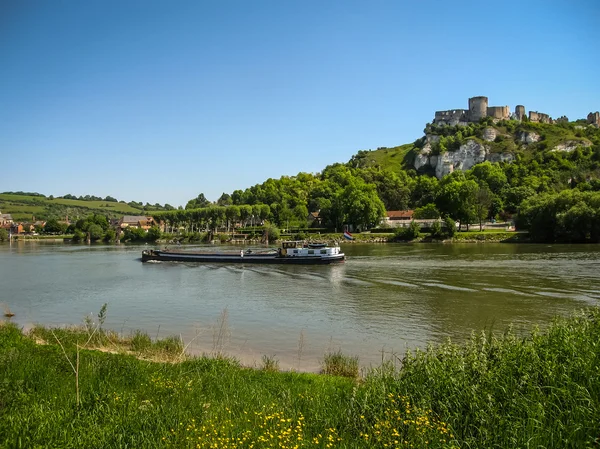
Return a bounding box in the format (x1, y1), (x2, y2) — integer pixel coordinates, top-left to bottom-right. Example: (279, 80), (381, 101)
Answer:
(321, 350), (360, 378)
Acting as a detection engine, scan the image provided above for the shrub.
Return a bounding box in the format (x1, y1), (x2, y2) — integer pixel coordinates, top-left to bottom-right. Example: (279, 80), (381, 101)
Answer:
(393, 220), (420, 241)
(263, 224), (280, 242)
(443, 216), (457, 237)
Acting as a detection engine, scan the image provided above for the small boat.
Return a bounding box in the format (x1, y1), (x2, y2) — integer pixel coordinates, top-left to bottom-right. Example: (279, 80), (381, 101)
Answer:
(141, 241), (345, 265)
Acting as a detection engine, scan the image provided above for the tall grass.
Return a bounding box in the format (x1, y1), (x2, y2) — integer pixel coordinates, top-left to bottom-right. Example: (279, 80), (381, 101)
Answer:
(1, 309), (599, 448)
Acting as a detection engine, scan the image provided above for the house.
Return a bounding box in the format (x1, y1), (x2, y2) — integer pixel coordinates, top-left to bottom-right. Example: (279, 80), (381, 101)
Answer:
(382, 210), (414, 227)
(0, 213), (13, 226)
(382, 210), (443, 229)
(118, 215), (155, 229)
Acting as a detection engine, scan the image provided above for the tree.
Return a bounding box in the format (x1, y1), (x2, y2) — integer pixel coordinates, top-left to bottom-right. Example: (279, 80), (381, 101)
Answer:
(186, 193), (211, 210)
(340, 179), (386, 231)
(87, 224), (104, 241)
(411, 176), (439, 208)
(43, 218), (64, 234)
(436, 179), (478, 230)
(443, 216), (457, 238)
(429, 220), (442, 238)
(103, 228), (116, 242)
(0, 229), (8, 241)
(475, 187), (492, 231)
(239, 205), (252, 226)
(146, 226), (162, 242)
(217, 193), (232, 206)
(468, 161), (507, 194)
(413, 203), (440, 219)
(225, 205), (241, 231)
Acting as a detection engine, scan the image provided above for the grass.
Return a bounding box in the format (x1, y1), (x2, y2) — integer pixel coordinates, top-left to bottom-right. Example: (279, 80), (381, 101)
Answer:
(321, 350), (359, 378)
(1, 308), (599, 447)
(350, 143), (416, 172)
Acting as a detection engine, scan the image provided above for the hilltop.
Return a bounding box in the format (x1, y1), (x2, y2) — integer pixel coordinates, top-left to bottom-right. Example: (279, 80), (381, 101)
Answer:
(350, 111), (600, 179)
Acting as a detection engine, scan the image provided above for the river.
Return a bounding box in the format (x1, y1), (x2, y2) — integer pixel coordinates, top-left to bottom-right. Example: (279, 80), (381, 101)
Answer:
(1, 241), (599, 371)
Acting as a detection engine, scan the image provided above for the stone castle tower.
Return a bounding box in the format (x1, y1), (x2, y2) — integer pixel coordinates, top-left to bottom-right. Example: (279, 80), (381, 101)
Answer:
(514, 105), (526, 121)
(468, 96), (488, 122)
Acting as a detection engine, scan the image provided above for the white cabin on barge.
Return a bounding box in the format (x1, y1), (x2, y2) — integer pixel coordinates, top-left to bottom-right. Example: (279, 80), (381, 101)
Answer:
(279, 241), (343, 259)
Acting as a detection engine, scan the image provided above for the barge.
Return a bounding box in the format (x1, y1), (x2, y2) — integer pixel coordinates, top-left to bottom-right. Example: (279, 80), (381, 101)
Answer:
(141, 241), (345, 265)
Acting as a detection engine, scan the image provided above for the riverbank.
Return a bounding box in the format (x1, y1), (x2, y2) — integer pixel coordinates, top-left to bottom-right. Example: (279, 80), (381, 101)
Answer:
(1, 308), (598, 448)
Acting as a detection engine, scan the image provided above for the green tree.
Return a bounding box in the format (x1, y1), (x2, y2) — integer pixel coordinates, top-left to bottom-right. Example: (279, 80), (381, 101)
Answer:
(0, 228), (8, 241)
(475, 187), (492, 231)
(146, 226), (162, 242)
(429, 220), (442, 238)
(217, 193), (232, 206)
(340, 179), (386, 231)
(43, 218), (64, 234)
(103, 228), (116, 242)
(443, 216), (457, 238)
(413, 203), (440, 219)
(87, 224), (104, 241)
(468, 161), (507, 194)
(436, 179), (478, 230)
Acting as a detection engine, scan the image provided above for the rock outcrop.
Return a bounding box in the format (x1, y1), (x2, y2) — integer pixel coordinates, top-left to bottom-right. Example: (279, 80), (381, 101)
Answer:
(552, 140), (592, 152)
(415, 139), (515, 179)
(518, 131), (540, 144)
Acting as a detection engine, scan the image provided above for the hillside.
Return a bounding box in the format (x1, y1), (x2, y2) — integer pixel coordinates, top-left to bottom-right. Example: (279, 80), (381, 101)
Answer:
(349, 118), (600, 177)
(0, 193), (145, 222)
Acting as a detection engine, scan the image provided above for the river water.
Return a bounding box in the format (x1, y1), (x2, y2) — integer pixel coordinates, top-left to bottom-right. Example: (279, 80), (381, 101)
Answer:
(1, 242), (599, 371)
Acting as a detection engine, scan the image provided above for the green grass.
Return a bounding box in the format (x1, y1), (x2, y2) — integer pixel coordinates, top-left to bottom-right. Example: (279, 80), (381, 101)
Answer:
(351, 143), (416, 172)
(49, 198), (143, 213)
(1, 308), (599, 448)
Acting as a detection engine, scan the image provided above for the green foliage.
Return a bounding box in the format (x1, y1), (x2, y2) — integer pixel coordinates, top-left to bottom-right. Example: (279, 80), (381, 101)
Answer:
(413, 203), (440, 219)
(443, 216), (457, 238)
(518, 190), (600, 242)
(393, 220), (421, 241)
(429, 220), (442, 238)
(0, 228), (8, 241)
(123, 226), (147, 242)
(102, 228), (116, 242)
(146, 225), (162, 242)
(42, 218), (66, 234)
(263, 224), (280, 242)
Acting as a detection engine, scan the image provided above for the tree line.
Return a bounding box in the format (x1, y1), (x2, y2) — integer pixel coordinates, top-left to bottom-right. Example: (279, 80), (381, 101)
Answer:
(170, 142), (599, 234)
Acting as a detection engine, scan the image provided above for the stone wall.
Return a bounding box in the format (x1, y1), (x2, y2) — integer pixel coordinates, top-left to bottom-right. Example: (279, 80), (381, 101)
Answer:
(434, 109), (468, 126)
(588, 112), (600, 127)
(529, 111), (552, 124)
(555, 115), (569, 123)
(487, 105), (510, 120)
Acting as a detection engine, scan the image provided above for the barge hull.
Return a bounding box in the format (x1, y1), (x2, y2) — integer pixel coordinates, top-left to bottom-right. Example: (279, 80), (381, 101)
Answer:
(142, 252), (345, 264)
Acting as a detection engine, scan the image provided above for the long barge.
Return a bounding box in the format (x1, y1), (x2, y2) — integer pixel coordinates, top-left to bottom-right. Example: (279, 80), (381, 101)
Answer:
(141, 241), (345, 265)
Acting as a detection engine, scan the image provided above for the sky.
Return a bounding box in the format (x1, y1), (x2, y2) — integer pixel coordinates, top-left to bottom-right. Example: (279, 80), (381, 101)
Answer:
(1, 0), (599, 207)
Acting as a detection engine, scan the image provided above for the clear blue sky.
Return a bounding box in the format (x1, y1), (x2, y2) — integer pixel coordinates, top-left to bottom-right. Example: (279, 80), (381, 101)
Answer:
(1, 0), (598, 207)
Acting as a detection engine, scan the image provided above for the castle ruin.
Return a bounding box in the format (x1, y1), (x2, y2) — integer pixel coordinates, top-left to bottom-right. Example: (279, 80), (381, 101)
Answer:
(433, 96), (552, 126)
(588, 112), (600, 128)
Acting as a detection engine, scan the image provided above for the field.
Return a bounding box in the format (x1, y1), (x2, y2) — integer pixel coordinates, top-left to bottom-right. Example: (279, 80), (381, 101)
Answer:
(0, 308), (598, 448)
(0, 193), (143, 221)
